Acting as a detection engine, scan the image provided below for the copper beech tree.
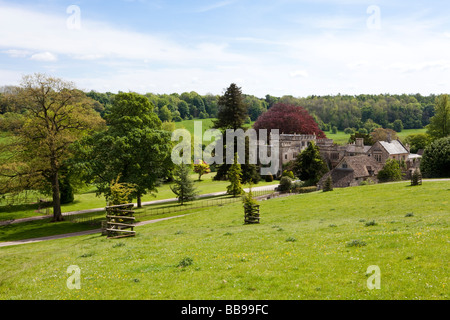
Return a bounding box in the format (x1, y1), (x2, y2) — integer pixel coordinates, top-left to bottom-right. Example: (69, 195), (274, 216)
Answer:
(0, 74), (105, 222)
(253, 103), (326, 138)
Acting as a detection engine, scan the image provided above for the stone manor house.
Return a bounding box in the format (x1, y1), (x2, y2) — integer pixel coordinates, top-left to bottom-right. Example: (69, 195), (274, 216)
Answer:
(272, 133), (422, 189)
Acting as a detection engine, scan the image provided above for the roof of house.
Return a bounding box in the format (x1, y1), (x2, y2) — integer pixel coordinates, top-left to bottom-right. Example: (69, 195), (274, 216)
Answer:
(346, 144), (371, 153)
(339, 155), (383, 178)
(318, 155), (383, 188)
(378, 140), (409, 155)
(319, 169), (354, 188)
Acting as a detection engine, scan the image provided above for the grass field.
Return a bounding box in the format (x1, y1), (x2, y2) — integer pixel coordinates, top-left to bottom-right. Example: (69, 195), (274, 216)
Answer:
(0, 180), (448, 300)
(325, 128), (428, 145)
(0, 172), (276, 221)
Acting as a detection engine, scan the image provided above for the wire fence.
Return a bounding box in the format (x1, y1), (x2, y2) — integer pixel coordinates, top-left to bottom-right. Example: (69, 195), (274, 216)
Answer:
(62, 187), (278, 225)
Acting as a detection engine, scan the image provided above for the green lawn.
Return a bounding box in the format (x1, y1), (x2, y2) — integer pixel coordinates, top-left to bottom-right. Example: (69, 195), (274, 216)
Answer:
(0, 172), (277, 221)
(0, 180), (448, 300)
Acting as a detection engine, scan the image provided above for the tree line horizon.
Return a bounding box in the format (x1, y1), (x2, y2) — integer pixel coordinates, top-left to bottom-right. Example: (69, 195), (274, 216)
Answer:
(0, 84), (441, 133)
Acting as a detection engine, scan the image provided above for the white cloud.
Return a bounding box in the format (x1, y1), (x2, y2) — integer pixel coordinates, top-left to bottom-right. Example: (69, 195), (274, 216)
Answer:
(289, 70), (309, 78)
(30, 52), (58, 62)
(3, 49), (31, 58)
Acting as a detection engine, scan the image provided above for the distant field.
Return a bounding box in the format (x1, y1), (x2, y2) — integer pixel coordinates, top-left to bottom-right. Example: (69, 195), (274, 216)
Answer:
(325, 128), (428, 145)
(175, 118), (216, 137)
(0, 180), (448, 299)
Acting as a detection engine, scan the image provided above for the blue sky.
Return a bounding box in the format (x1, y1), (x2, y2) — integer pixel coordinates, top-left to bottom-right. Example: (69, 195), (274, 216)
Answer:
(1, 0), (450, 97)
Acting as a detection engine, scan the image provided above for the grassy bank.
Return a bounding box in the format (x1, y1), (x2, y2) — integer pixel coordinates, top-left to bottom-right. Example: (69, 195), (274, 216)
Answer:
(0, 180), (448, 300)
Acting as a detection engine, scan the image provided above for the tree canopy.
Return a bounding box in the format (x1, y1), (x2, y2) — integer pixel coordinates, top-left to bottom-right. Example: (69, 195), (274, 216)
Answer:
(74, 92), (173, 207)
(0, 74), (105, 221)
(253, 103), (326, 138)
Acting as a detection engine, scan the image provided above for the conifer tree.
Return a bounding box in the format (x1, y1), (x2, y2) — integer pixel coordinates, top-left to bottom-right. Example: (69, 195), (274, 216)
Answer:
(170, 164), (198, 205)
(214, 83), (248, 131)
(227, 153), (244, 197)
(323, 175), (333, 192)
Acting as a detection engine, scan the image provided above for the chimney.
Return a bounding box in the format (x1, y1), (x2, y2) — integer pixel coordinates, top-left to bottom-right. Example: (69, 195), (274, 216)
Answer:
(387, 132), (392, 143)
(356, 138), (364, 147)
(405, 143), (410, 153)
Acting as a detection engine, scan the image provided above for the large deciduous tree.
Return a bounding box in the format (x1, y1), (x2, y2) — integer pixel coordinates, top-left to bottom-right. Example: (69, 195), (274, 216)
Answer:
(427, 94), (450, 139)
(0, 73), (105, 222)
(74, 92), (173, 207)
(253, 103), (326, 138)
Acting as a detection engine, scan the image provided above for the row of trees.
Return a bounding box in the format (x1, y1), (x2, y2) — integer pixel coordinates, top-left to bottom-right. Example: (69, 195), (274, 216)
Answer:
(1, 87), (441, 135)
(84, 90), (269, 124)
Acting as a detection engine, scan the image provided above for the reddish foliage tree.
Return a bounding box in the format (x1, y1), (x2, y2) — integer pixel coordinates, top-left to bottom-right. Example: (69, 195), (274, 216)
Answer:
(253, 103), (326, 138)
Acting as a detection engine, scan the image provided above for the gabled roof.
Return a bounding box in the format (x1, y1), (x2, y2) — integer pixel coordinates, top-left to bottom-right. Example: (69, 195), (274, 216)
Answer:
(338, 155), (383, 178)
(378, 140), (408, 155)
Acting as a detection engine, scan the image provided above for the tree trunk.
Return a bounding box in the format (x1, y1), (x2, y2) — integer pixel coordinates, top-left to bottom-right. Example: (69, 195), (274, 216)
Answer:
(51, 171), (63, 222)
(137, 193), (142, 208)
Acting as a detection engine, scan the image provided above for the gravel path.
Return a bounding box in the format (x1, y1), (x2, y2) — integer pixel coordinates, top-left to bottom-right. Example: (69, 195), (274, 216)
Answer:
(0, 184), (279, 226)
(0, 214), (188, 248)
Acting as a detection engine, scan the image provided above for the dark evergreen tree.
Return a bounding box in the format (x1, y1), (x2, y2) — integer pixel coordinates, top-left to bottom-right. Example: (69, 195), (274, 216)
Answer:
(214, 83), (248, 130)
(323, 175), (333, 192)
(170, 163), (198, 205)
(293, 141), (328, 186)
(213, 84), (259, 183)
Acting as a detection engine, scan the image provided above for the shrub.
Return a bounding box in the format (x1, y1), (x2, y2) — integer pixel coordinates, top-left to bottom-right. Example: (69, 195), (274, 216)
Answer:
(420, 136), (450, 178)
(282, 170), (295, 179)
(264, 173), (274, 182)
(411, 169), (422, 186)
(290, 181), (304, 193)
(296, 186), (317, 194)
(344, 127), (355, 134)
(278, 176), (292, 193)
(346, 240), (367, 247)
(377, 159), (403, 182)
(365, 220), (377, 227)
(323, 176), (333, 192)
(177, 257), (193, 268)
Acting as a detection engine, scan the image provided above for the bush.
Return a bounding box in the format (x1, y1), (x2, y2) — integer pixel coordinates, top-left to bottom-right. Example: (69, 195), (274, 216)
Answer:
(264, 173), (274, 182)
(278, 176), (292, 193)
(323, 176), (333, 192)
(346, 240), (367, 247)
(377, 159), (403, 182)
(344, 127), (355, 134)
(364, 220), (377, 227)
(296, 186), (317, 194)
(290, 181), (304, 193)
(282, 170), (294, 179)
(177, 257), (193, 268)
(420, 136), (450, 178)
(411, 169), (422, 186)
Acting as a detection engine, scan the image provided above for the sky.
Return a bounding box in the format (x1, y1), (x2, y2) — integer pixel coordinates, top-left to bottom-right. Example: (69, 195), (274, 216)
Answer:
(0, 0), (450, 98)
